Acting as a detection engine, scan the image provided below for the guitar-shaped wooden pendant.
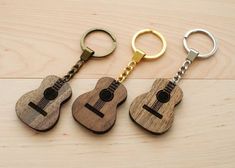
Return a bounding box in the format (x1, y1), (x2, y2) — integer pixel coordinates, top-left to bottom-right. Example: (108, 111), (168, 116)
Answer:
(130, 28), (218, 134)
(72, 77), (127, 133)
(129, 78), (183, 134)
(15, 28), (118, 131)
(72, 29), (167, 133)
(16, 75), (72, 131)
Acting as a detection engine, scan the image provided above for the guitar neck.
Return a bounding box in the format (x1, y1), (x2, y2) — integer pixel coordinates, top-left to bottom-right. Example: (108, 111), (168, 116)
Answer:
(52, 79), (64, 91)
(163, 81), (176, 94)
(107, 80), (120, 93)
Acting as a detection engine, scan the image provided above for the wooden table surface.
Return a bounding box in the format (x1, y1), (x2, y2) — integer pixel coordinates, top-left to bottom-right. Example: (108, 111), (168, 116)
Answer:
(0, 0), (234, 167)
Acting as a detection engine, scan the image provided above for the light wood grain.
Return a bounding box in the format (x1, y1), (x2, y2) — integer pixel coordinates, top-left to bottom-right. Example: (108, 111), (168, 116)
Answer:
(0, 0), (234, 167)
(0, 0), (234, 79)
(0, 79), (234, 168)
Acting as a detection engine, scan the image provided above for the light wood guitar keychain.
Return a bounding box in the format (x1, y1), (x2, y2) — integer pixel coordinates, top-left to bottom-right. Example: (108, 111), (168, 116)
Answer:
(15, 28), (117, 131)
(72, 29), (167, 133)
(130, 29), (218, 134)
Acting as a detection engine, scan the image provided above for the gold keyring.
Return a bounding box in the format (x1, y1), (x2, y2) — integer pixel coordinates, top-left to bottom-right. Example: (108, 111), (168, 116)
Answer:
(80, 28), (117, 58)
(131, 29), (167, 59)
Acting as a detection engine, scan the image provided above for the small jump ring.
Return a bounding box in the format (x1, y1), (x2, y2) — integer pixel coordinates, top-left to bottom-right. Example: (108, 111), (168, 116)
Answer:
(183, 28), (218, 58)
(131, 29), (167, 59)
(80, 28), (117, 58)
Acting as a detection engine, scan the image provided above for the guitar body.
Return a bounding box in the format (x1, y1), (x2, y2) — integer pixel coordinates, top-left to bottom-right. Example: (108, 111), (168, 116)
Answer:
(16, 75), (72, 131)
(129, 78), (183, 134)
(72, 77), (127, 134)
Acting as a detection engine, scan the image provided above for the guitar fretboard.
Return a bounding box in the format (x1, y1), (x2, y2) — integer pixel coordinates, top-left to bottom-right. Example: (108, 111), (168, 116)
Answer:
(52, 79), (64, 91)
(163, 81), (175, 94)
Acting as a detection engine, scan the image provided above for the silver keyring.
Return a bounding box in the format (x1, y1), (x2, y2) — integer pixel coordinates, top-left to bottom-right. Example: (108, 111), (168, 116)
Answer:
(183, 29), (218, 58)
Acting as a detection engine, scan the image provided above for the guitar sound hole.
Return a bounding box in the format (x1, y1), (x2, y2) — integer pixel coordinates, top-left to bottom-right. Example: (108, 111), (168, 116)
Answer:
(99, 89), (114, 102)
(44, 87), (58, 100)
(156, 90), (170, 103)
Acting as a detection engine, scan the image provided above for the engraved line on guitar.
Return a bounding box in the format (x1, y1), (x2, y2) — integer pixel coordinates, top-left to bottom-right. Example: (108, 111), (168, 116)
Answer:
(28, 79), (65, 117)
(143, 81), (175, 119)
(84, 80), (120, 118)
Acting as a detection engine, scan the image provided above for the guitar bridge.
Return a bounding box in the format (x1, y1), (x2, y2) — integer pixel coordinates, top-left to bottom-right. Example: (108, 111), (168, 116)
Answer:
(143, 104), (163, 119)
(28, 102), (47, 116)
(85, 103), (104, 118)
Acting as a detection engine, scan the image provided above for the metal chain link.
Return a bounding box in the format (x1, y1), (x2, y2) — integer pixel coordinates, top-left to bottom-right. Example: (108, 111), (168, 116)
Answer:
(62, 59), (85, 82)
(171, 59), (192, 84)
(117, 61), (137, 83)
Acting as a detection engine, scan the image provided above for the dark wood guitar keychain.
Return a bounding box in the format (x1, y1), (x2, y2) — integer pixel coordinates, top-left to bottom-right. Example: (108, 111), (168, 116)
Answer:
(15, 28), (117, 131)
(130, 29), (218, 134)
(72, 29), (167, 133)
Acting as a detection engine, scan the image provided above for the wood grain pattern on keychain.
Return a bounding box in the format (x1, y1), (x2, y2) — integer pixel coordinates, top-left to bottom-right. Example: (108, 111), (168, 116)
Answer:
(15, 75), (72, 131)
(129, 78), (183, 134)
(72, 77), (127, 133)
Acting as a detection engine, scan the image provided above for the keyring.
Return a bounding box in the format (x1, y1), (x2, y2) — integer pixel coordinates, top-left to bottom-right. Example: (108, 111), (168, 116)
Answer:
(80, 28), (117, 58)
(183, 28), (218, 58)
(131, 29), (167, 59)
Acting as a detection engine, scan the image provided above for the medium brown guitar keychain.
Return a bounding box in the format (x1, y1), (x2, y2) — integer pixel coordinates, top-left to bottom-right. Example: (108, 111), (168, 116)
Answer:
(72, 29), (167, 133)
(15, 28), (117, 131)
(130, 29), (218, 134)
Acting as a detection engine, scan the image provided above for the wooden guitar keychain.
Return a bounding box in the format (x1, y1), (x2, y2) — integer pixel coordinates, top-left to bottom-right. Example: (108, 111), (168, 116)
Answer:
(72, 29), (167, 133)
(15, 28), (117, 131)
(130, 29), (218, 134)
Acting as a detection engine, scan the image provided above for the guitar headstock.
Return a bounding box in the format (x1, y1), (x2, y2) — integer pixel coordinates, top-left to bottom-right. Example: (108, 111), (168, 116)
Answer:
(129, 78), (183, 134)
